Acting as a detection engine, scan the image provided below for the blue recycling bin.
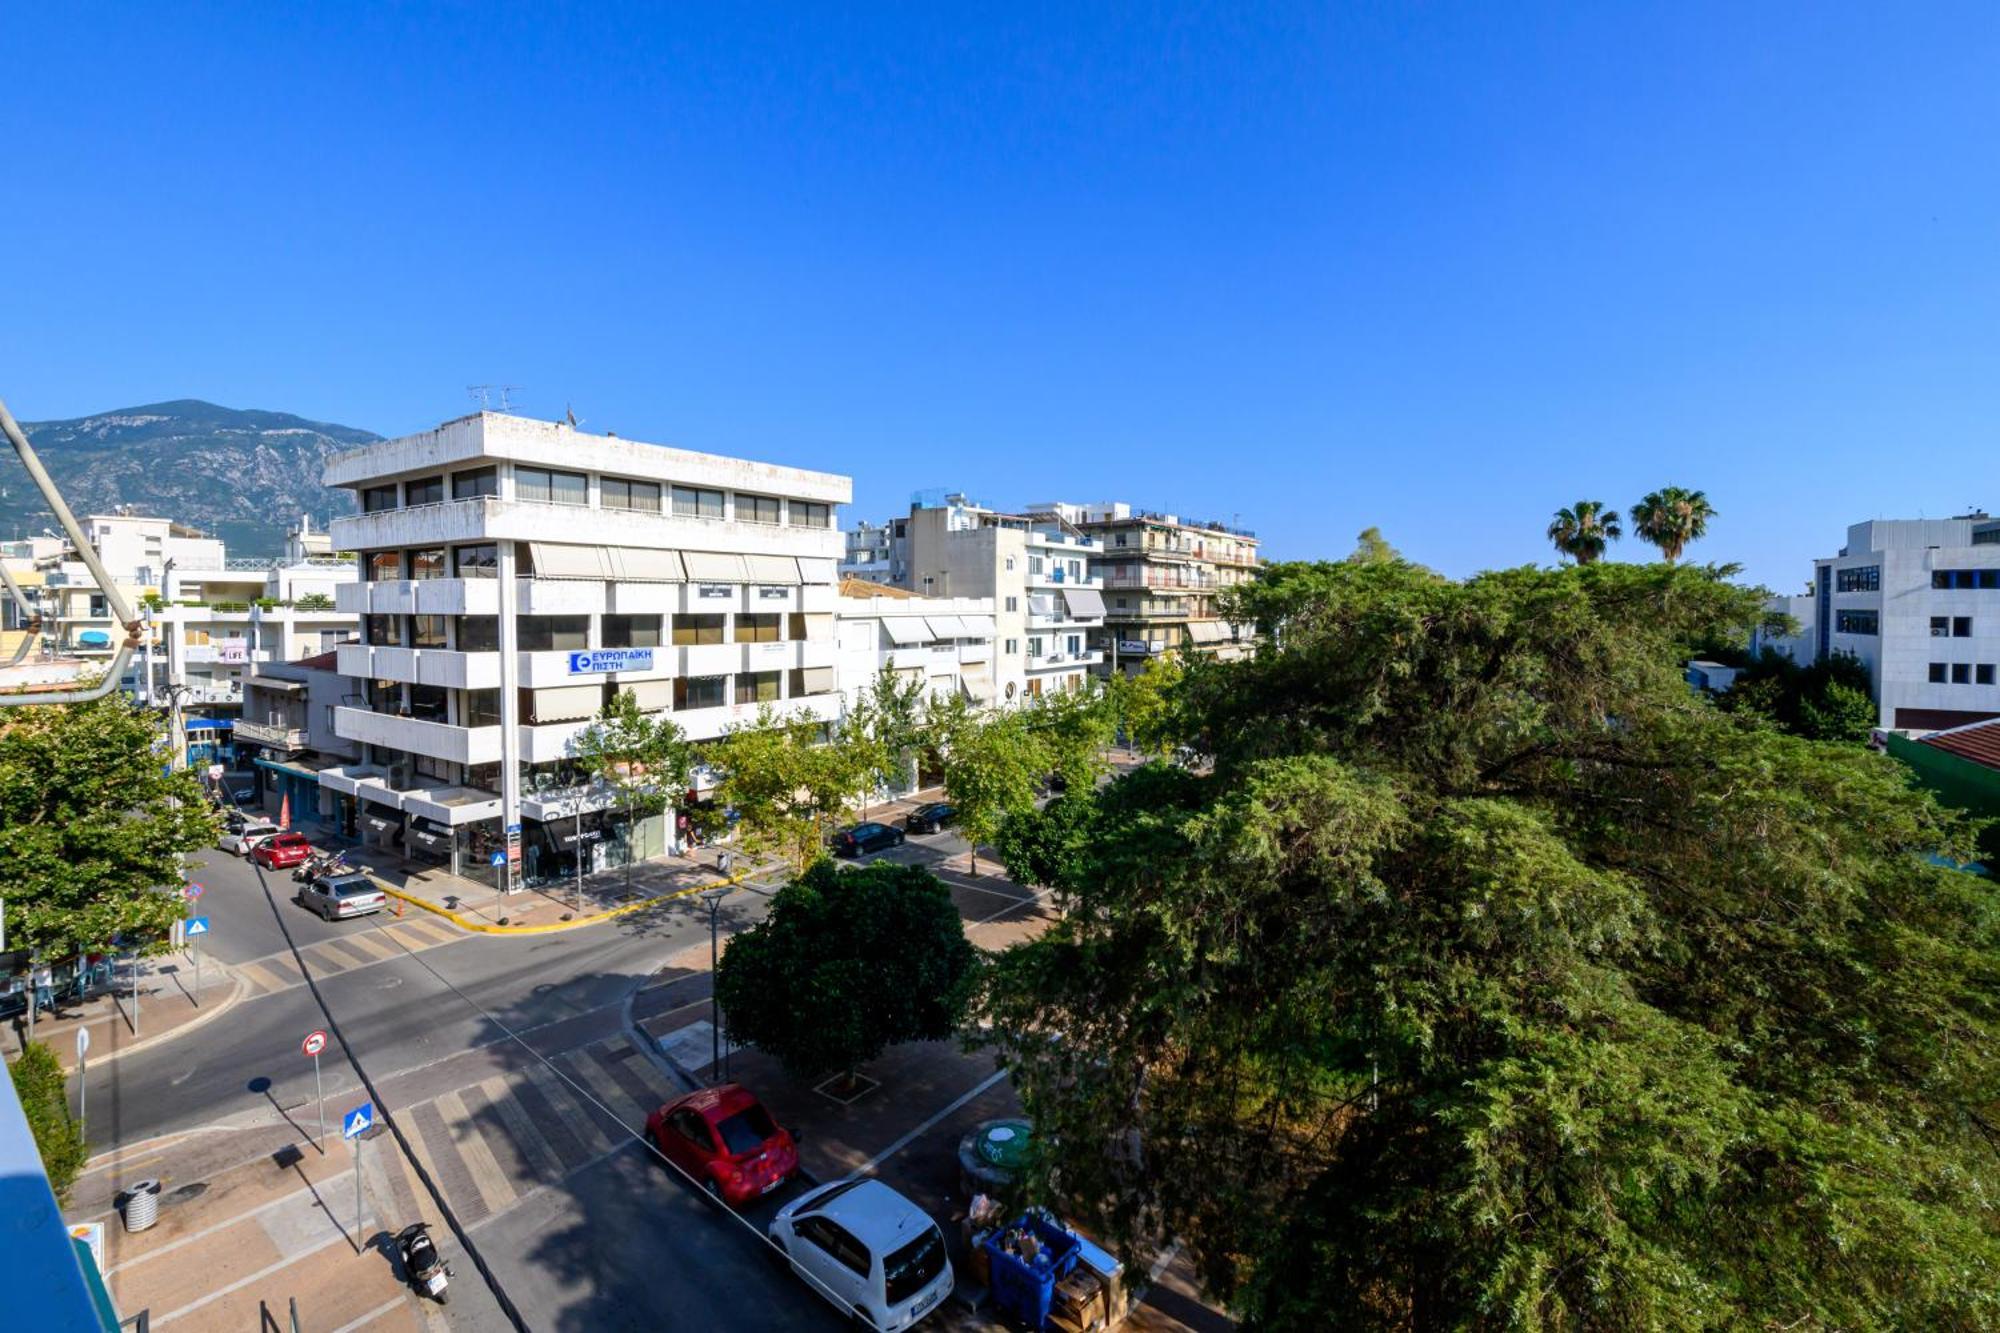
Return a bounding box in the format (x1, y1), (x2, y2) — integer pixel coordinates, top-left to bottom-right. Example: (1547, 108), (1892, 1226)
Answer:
(982, 1213), (1081, 1330)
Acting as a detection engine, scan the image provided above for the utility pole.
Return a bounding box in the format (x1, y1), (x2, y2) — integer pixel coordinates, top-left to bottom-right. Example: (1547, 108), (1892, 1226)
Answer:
(699, 886), (731, 1082)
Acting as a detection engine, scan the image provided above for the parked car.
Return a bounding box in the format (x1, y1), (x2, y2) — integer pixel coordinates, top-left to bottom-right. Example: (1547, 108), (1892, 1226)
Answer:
(297, 871), (387, 921)
(769, 1178), (954, 1331)
(645, 1083), (799, 1205)
(252, 832), (316, 870)
(901, 802), (957, 835)
(832, 822), (905, 857)
(219, 819), (282, 855)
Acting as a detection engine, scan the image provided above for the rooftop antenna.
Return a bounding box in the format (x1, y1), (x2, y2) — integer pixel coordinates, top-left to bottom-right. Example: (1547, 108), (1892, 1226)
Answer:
(466, 385), (525, 412)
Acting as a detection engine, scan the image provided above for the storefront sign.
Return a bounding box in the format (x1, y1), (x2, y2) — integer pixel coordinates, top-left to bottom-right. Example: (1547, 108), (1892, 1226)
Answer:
(696, 584), (732, 599)
(1116, 640), (1151, 656)
(757, 586), (790, 600)
(567, 648), (655, 675)
(217, 637), (249, 664)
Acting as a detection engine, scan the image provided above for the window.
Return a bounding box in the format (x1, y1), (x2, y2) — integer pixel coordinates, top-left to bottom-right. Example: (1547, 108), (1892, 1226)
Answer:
(601, 615), (661, 648)
(456, 616), (499, 651)
(1975, 528), (2000, 546)
(1933, 616), (1952, 638)
(1067, 634), (1081, 655)
(601, 477), (662, 512)
(89, 594), (107, 618)
(451, 466), (498, 499)
(1027, 636), (1044, 658)
(406, 475), (445, 506)
(1006, 555), (1018, 571)
(1029, 556), (1044, 575)
(1933, 569), (2000, 590)
(675, 676), (726, 710)
(671, 485), (725, 519)
(735, 670), (781, 704)
(1979, 664), (1997, 686)
(517, 466), (588, 506)
(362, 484), (399, 513)
(1931, 663), (1949, 683)
(1005, 596), (1018, 612)
(884, 1227), (947, 1306)
(409, 547), (446, 580)
(366, 551), (402, 582)
(789, 500), (831, 528)
(736, 493), (781, 525)
(410, 615), (447, 648)
(408, 684), (449, 721)
(414, 753), (453, 781)
(736, 613), (781, 643)
(672, 614), (726, 646)
(1115, 534), (1128, 547)
(365, 614), (400, 646)
(798, 1218), (871, 1278)
(455, 544), (498, 578)
(1834, 609), (1878, 636)
(518, 615), (588, 652)
(1955, 616), (1974, 637)
(1952, 663), (1972, 684)
(1004, 638), (1018, 654)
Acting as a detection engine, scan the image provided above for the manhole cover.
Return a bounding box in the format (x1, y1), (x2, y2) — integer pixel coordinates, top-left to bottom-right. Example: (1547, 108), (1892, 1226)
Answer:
(163, 1182), (208, 1206)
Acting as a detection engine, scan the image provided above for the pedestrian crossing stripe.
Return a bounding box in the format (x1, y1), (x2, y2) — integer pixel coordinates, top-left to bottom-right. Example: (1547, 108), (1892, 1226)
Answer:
(233, 917), (469, 997)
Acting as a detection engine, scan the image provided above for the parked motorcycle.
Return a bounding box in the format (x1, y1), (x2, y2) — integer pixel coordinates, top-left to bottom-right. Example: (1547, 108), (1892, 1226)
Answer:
(396, 1222), (453, 1304)
(293, 849), (354, 883)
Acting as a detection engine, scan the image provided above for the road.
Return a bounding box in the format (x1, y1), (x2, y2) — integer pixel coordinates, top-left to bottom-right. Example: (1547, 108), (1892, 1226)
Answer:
(80, 826), (978, 1331)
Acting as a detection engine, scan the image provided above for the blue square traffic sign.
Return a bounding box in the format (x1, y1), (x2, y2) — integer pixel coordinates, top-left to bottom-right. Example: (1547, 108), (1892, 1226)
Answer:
(342, 1102), (374, 1139)
(184, 916), (210, 937)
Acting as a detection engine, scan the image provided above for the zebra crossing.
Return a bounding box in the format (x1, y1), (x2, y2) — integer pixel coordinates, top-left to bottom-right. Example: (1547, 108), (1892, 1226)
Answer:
(368, 1034), (679, 1230)
(231, 914), (466, 997)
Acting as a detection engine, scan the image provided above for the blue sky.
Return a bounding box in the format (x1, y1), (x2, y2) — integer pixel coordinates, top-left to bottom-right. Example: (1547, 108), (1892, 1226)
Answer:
(2, 4), (1995, 588)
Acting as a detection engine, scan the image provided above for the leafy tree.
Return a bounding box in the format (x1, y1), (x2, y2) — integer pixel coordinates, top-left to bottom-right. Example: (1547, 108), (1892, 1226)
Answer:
(293, 592), (336, 611)
(709, 706), (868, 870)
(1630, 485), (1717, 563)
(1350, 525), (1401, 565)
(568, 691), (695, 886)
(847, 665), (927, 812)
(1022, 683), (1117, 794)
(941, 708), (1047, 875)
(715, 860), (979, 1083)
(1720, 649), (1878, 741)
(977, 559), (2000, 1330)
(1546, 499), (1621, 564)
(8, 1042), (87, 1203)
(0, 696), (218, 959)
(1111, 652), (1186, 758)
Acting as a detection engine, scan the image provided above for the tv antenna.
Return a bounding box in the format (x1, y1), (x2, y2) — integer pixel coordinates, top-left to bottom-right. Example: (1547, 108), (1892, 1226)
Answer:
(466, 384), (524, 412)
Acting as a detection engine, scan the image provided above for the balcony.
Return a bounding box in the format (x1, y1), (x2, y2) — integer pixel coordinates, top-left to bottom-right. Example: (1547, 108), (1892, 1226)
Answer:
(337, 643), (503, 690)
(328, 497), (844, 562)
(234, 718), (309, 750)
(333, 706), (503, 765)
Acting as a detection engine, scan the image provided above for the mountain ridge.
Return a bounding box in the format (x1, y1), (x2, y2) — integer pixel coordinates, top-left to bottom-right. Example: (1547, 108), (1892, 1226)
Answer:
(4, 399), (380, 556)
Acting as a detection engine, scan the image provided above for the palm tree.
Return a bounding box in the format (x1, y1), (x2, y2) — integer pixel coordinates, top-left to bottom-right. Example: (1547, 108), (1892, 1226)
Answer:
(1630, 487), (1716, 563)
(1547, 501), (1621, 565)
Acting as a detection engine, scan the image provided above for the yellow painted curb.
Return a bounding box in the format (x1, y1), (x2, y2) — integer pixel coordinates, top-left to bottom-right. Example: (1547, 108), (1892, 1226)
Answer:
(369, 867), (753, 936)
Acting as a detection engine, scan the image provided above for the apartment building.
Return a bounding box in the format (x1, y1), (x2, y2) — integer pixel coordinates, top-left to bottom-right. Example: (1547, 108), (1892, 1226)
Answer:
(322, 411), (849, 888)
(1062, 502), (1259, 673)
(1758, 514), (2000, 733)
(835, 579), (997, 790)
(235, 650), (361, 834)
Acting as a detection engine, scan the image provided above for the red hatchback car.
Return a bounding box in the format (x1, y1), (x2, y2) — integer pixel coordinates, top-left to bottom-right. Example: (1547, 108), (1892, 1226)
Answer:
(252, 832), (315, 870)
(645, 1083), (799, 1205)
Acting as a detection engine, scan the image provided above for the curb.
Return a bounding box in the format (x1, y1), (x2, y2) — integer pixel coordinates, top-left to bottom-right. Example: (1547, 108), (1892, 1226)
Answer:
(370, 866), (757, 936)
(40, 962), (249, 1074)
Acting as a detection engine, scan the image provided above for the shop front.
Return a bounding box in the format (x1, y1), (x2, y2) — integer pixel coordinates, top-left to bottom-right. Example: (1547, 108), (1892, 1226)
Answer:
(359, 801), (405, 857)
(523, 809), (635, 889)
(251, 757), (337, 836)
(454, 819), (507, 891)
(404, 815), (454, 870)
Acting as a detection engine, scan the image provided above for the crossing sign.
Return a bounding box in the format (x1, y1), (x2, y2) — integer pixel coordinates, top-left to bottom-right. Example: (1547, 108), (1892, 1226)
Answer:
(342, 1102), (374, 1140)
(184, 916), (210, 937)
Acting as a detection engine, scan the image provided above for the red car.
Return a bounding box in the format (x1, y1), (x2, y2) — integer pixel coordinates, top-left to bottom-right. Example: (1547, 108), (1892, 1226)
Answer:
(252, 832), (315, 870)
(645, 1083), (799, 1205)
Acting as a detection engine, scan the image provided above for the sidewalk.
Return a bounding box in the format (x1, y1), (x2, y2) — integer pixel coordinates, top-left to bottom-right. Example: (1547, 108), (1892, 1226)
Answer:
(6, 951), (245, 1073)
(359, 844), (790, 934)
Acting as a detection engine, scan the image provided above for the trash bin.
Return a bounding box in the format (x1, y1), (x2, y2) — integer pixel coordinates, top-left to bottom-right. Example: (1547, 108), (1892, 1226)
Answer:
(122, 1179), (162, 1233)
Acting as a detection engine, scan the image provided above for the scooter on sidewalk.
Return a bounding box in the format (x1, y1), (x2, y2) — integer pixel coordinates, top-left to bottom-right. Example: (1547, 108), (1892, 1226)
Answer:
(396, 1222), (454, 1304)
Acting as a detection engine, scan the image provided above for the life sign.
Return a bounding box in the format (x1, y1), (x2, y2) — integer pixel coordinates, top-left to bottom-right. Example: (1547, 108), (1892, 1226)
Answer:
(567, 648), (654, 675)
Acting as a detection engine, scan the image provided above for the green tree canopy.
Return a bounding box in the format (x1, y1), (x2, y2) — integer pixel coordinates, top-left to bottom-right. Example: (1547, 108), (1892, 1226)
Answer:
(709, 705), (867, 870)
(1631, 485), (1717, 563)
(0, 697), (218, 958)
(847, 665), (928, 810)
(1546, 499), (1621, 565)
(980, 559), (2000, 1330)
(568, 691), (696, 881)
(715, 859), (979, 1082)
(941, 706), (1048, 874)
(1022, 684), (1117, 795)
(1718, 648), (1878, 741)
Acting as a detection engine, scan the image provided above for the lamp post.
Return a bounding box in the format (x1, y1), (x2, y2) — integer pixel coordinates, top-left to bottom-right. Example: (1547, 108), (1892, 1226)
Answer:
(698, 885), (732, 1083)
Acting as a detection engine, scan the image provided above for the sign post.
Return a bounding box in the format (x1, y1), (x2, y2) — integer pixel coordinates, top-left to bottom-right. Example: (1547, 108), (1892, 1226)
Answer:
(75, 1026), (90, 1140)
(303, 1029), (330, 1151)
(342, 1101), (374, 1250)
(183, 916), (210, 1006)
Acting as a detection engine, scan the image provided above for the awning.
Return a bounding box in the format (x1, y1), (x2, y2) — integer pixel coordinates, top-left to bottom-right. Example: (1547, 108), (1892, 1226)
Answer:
(797, 666), (836, 695)
(247, 678), (305, 694)
(530, 543), (617, 579)
(923, 615), (968, 639)
(797, 557), (838, 585)
(185, 718), (233, 731)
(744, 554), (801, 586)
(882, 617), (927, 645)
(530, 684), (603, 723)
(961, 615), (997, 639)
(1063, 587), (1107, 619)
(1028, 593), (1059, 618)
(253, 756), (323, 783)
(1189, 620), (1229, 643)
(683, 551), (748, 583)
(621, 679), (675, 711)
(406, 824), (451, 852)
(610, 548), (685, 582)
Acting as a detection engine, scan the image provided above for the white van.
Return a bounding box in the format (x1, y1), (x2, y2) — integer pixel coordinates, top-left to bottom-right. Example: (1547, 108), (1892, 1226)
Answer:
(769, 1178), (954, 1330)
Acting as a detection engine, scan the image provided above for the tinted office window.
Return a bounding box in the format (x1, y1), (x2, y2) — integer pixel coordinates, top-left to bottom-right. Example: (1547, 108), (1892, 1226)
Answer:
(601, 477), (662, 512)
(406, 476), (445, 506)
(410, 548), (446, 580)
(366, 551), (402, 581)
(737, 494), (782, 525)
(362, 484), (399, 513)
(602, 615), (662, 648)
(517, 466), (588, 506)
(455, 616), (499, 651)
(671, 485), (725, 519)
(790, 500), (831, 528)
(452, 467), (499, 499)
(672, 614), (726, 645)
(455, 544), (498, 577)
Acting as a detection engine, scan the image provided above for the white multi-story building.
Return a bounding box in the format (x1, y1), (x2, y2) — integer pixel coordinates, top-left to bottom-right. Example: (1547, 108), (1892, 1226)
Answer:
(1759, 514), (2000, 733)
(835, 580), (998, 795)
(322, 411), (849, 887)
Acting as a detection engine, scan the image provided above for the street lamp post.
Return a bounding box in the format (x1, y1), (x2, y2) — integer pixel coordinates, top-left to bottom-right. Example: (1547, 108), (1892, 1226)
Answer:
(698, 885), (731, 1083)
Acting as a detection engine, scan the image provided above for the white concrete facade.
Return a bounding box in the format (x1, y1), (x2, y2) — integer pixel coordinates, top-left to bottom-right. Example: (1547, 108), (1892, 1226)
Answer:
(1770, 515), (2000, 733)
(322, 411), (851, 885)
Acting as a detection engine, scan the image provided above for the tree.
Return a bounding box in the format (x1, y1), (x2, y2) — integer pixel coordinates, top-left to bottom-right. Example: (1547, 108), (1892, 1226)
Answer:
(976, 559), (2000, 1330)
(568, 691), (695, 887)
(1546, 499), (1621, 564)
(709, 706), (867, 870)
(1630, 486), (1716, 563)
(715, 860), (979, 1084)
(941, 708), (1047, 875)
(1350, 525), (1401, 565)
(1719, 649), (1878, 742)
(293, 592), (336, 611)
(1112, 652), (1186, 758)
(0, 696), (218, 960)
(9, 1042), (87, 1203)
(1022, 683), (1117, 794)
(847, 666), (928, 812)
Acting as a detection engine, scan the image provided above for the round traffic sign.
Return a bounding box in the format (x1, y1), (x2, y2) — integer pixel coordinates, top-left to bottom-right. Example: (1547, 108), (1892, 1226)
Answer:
(301, 1030), (328, 1058)
(183, 882), (204, 900)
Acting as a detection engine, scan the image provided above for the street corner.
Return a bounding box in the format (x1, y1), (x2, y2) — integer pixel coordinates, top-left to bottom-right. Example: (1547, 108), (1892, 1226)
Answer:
(27, 951), (250, 1075)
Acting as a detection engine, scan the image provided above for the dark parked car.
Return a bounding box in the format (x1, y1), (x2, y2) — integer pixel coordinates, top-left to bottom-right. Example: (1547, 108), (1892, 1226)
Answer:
(902, 802), (957, 835)
(832, 822), (905, 857)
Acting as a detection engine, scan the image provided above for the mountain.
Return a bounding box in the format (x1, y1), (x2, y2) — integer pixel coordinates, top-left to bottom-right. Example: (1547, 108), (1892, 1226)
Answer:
(3, 399), (380, 557)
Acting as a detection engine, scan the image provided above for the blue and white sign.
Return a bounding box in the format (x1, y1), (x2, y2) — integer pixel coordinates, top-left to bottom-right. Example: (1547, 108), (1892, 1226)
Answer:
(567, 648), (654, 675)
(342, 1102), (374, 1140)
(489, 850), (508, 868)
(183, 916), (210, 937)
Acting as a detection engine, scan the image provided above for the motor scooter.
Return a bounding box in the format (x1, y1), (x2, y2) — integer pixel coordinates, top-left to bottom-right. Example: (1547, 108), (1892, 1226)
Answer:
(396, 1222), (453, 1304)
(293, 849), (354, 883)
